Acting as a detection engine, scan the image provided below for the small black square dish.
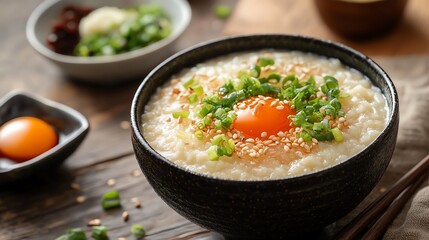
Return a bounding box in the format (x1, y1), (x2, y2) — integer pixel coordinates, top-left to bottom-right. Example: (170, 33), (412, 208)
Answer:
(0, 90), (89, 184)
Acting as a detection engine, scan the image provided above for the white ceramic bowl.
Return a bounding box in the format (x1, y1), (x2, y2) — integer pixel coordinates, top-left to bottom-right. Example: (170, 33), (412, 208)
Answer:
(26, 0), (191, 84)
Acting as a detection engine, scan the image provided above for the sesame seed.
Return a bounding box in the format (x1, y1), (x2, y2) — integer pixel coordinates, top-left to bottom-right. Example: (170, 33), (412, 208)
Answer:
(292, 143), (299, 147)
(246, 138), (255, 143)
(339, 117), (346, 122)
(277, 131), (285, 137)
(263, 140), (273, 145)
(284, 145), (290, 151)
(268, 143), (277, 147)
(270, 101), (277, 107)
(76, 196), (86, 204)
(276, 105), (285, 110)
(70, 183), (80, 190)
(87, 219), (101, 227)
(298, 138), (304, 144)
(233, 133), (238, 139)
(122, 211), (130, 222)
(107, 178), (116, 186)
(131, 197), (141, 208)
(227, 132), (233, 137)
(272, 136), (280, 141)
(312, 138), (318, 143)
(132, 169), (142, 177)
(216, 130), (222, 134)
(172, 88), (180, 94)
(300, 142), (306, 147)
(249, 152), (257, 157)
(261, 132), (267, 138)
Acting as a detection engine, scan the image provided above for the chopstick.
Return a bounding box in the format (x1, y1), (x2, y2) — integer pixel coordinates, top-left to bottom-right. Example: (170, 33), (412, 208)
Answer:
(361, 174), (427, 239)
(335, 153), (429, 240)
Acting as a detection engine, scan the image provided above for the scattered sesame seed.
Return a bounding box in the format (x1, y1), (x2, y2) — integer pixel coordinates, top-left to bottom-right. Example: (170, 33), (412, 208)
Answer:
(107, 178), (116, 186)
(120, 121), (130, 130)
(131, 197), (141, 208)
(276, 105), (285, 110)
(132, 169), (142, 177)
(298, 138), (304, 144)
(172, 88), (180, 94)
(261, 132), (267, 138)
(87, 219), (101, 226)
(245, 138), (255, 143)
(70, 182), (80, 190)
(76, 196), (86, 204)
(122, 211), (130, 222)
(284, 145), (290, 151)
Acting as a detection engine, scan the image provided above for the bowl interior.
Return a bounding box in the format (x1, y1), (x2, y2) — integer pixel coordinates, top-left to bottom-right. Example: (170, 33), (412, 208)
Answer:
(27, 0), (191, 64)
(0, 91), (89, 178)
(133, 35), (398, 172)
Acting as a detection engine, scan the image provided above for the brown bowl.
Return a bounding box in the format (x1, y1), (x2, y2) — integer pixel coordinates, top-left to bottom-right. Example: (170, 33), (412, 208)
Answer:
(314, 0), (408, 39)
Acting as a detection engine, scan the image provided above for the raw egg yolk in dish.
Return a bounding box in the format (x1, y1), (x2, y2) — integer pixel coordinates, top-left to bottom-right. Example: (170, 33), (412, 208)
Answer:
(0, 116), (58, 162)
(233, 97), (295, 140)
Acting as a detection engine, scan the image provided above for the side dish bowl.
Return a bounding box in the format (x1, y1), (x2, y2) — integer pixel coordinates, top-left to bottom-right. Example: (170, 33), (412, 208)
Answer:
(0, 91), (89, 184)
(314, 0), (408, 39)
(26, 0), (191, 85)
(130, 35), (399, 238)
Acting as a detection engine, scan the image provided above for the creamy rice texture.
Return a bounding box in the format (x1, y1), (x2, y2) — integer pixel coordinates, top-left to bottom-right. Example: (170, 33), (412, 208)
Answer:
(142, 50), (388, 180)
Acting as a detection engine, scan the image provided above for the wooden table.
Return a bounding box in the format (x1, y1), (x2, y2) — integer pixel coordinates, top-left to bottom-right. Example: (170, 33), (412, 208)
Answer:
(0, 0), (234, 239)
(2, 0), (428, 239)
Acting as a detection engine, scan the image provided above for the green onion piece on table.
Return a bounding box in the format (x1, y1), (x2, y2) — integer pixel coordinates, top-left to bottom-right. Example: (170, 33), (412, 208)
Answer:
(101, 190), (121, 210)
(131, 224), (146, 240)
(55, 228), (86, 240)
(214, 4), (231, 19)
(91, 226), (108, 240)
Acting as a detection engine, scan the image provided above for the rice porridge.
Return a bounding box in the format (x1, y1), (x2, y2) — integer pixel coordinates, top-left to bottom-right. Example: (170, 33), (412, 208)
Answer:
(142, 50), (388, 180)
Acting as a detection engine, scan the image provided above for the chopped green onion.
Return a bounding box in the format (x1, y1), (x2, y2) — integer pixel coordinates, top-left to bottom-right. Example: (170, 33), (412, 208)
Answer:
(172, 110), (190, 119)
(331, 127), (344, 142)
(188, 93), (198, 104)
(56, 228), (86, 240)
(208, 134), (235, 160)
(131, 224), (146, 240)
(258, 57), (275, 67)
(183, 78), (198, 89)
(194, 130), (204, 140)
(214, 4), (231, 19)
(208, 145), (220, 161)
(91, 226), (108, 240)
(101, 190), (121, 210)
(193, 85), (204, 96)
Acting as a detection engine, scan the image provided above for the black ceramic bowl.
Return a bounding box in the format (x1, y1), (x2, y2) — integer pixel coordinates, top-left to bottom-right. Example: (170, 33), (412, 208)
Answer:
(131, 35), (399, 239)
(0, 91), (89, 184)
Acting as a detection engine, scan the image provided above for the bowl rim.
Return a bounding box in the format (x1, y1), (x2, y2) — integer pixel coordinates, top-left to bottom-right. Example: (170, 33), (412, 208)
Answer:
(131, 34), (399, 183)
(25, 0), (191, 64)
(0, 90), (90, 173)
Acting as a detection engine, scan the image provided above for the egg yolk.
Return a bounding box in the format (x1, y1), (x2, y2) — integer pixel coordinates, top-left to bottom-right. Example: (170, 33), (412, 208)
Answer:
(233, 97), (295, 140)
(0, 116), (58, 162)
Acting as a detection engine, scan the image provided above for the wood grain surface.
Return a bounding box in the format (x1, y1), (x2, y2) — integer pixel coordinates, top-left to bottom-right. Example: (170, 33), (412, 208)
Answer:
(1, 0), (428, 239)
